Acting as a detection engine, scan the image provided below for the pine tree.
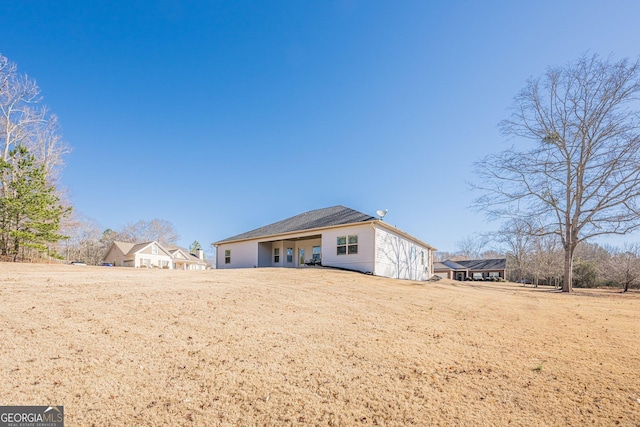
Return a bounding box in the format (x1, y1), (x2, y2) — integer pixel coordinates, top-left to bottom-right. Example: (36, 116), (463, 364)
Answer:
(0, 145), (70, 261)
(189, 240), (202, 253)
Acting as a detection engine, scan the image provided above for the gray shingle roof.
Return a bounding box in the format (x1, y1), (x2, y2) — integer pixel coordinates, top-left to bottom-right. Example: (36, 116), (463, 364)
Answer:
(216, 205), (376, 243)
(434, 260), (469, 271)
(434, 258), (506, 271)
(456, 258), (506, 270)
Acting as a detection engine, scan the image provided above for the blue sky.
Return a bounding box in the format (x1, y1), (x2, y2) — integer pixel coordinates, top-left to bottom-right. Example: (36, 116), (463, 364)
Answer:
(2, 1), (640, 252)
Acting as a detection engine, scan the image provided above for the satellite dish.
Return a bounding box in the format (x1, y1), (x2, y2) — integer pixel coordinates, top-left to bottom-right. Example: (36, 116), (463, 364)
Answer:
(376, 209), (388, 220)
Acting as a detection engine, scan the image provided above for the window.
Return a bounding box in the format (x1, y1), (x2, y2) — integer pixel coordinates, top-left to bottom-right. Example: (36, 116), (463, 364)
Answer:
(286, 248), (293, 263)
(152, 244), (158, 255)
(337, 235), (358, 255)
(312, 246), (321, 262)
(224, 250), (231, 264)
(274, 248), (280, 263)
(348, 235), (358, 254)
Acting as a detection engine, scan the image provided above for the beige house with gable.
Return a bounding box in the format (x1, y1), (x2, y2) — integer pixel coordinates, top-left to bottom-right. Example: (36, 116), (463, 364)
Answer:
(103, 241), (207, 270)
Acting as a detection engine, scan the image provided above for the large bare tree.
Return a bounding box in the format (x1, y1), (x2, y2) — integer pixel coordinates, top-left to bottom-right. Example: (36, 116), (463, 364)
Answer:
(474, 54), (640, 292)
(0, 53), (70, 186)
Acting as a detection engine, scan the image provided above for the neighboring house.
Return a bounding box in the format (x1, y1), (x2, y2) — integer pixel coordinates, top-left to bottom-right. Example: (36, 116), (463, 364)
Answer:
(434, 258), (507, 281)
(212, 205), (436, 281)
(103, 241), (207, 270)
(167, 247), (208, 270)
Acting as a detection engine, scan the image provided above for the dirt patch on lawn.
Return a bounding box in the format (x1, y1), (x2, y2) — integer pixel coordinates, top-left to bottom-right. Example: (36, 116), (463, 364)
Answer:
(1, 263), (639, 426)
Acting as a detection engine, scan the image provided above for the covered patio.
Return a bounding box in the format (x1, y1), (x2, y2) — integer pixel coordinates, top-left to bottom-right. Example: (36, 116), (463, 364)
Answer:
(257, 235), (322, 268)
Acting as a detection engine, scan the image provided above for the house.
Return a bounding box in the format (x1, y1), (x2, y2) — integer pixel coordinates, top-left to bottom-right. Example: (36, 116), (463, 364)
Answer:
(212, 205), (436, 281)
(166, 247), (208, 270)
(103, 240), (207, 270)
(434, 258), (507, 281)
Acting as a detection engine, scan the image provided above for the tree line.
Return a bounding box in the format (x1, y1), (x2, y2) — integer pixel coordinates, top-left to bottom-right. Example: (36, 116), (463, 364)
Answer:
(438, 231), (640, 292)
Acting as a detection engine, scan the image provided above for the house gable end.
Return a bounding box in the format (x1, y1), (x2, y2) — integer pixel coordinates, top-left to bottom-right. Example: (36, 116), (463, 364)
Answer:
(129, 241), (172, 258)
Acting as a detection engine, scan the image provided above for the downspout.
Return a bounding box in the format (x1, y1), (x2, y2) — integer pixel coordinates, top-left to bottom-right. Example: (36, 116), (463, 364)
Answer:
(429, 248), (434, 280)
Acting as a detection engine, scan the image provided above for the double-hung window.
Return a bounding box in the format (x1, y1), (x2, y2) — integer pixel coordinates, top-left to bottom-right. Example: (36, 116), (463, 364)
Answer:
(337, 235), (358, 255)
(224, 250), (231, 264)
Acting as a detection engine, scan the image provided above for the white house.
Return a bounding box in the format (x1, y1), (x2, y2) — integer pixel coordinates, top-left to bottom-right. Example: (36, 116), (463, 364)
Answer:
(167, 247), (208, 270)
(212, 206), (436, 281)
(103, 240), (207, 270)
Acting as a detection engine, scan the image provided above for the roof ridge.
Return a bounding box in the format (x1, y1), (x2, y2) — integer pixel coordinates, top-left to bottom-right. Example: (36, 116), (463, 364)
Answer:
(215, 205), (375, 244)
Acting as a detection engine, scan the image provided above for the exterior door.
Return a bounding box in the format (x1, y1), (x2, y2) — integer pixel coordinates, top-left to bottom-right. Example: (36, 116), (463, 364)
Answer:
(298, 248), (305, 266)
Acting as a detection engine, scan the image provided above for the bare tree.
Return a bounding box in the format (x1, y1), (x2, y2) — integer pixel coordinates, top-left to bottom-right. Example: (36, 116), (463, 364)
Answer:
(474, 54), (640, 292)
(455, 235), (485, 260)
(529, 234), (563, 287)
(59, 212), (104, 264)
(0, 53), (69, 185)
(479, 250), (505, 259)
(434, 250), (456, 262)
(602, 243), (640, 292)
(116, 218), (180, 247)
(494, 219), (534, 282)
(31, 114), (71, 183)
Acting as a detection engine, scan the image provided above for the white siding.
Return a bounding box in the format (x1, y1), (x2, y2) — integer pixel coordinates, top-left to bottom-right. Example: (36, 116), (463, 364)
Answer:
(136, 253), (173, 269)
(374, 226), (431, 281)
(321, 224), (375, 273)
(216, 241), (258, 269)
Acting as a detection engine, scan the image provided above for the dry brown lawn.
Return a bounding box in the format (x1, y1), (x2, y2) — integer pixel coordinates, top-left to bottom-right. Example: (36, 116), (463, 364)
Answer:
(1, 262), (639, 426)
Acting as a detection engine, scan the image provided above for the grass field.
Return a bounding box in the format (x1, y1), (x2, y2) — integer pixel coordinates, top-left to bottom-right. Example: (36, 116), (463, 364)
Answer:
(1, 263), (639, 426)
